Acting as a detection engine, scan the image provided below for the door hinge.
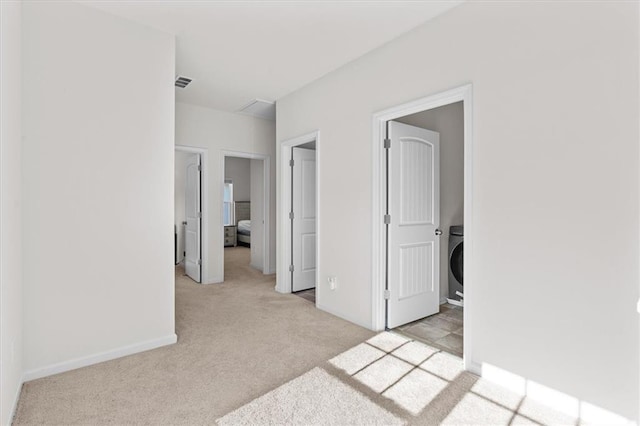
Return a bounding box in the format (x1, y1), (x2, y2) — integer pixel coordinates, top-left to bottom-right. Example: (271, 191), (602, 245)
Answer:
(384, 289), (390, 300)
(197, 212), (202, 218)
(197, 259), (202, 266)
(197, 164), (201, 171)
(290, 159), (294, 167)
(384, 214), (391, 224)
(289, 264), (295, 272)
(289, 211), (294, 220)
(384, 138), (391, 149)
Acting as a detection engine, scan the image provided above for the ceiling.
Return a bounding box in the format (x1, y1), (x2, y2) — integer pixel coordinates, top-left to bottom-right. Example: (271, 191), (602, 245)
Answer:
(81, 1), (462, 114)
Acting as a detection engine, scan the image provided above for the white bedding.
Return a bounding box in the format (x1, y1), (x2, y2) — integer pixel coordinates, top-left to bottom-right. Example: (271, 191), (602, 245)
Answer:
(237, 220), (251, 235)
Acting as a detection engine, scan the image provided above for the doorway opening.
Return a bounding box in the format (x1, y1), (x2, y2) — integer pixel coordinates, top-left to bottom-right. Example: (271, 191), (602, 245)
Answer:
(175, 145), (209, 284)
(277, 131), (319, 306)
(221, 151), (270, 282)
(371, 84), (474, 370)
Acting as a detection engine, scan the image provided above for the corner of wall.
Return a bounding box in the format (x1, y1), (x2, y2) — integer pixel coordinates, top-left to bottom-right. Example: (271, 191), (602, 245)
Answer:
(0, 0), (24, 424)
(20, 0), (176, 380)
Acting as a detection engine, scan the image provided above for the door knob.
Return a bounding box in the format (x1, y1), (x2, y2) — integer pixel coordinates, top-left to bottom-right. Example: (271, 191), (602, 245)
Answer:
(435, 229), (442, 236)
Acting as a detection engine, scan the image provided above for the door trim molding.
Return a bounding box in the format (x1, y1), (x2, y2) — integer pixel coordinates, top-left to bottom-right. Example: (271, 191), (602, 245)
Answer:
(220, 150), (271, 281)
(277, 131), (320, 297)
(371, 84), (474, 371)
(176, 145), (209, 283)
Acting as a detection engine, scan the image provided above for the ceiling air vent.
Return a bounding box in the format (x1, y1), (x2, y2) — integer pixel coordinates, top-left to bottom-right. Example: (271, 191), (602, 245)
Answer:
(237, 98), (275, 121)
(175, 76), (192, 88)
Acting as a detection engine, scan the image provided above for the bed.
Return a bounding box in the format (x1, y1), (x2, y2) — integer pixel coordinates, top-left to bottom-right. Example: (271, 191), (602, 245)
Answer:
(235, 201), (251, 247)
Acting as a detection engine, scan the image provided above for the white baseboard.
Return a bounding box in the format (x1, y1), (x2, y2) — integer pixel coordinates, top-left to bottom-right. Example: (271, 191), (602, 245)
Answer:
(316, 303), (373, 330)
(250, 262), (264, 273)
(23, 334), (177, 382)
(476, 362), (636, 425)
(6, 378), (23, 426)
(466, 359), (482, 376)
(206, 275), (223, 284)
(275, 283), (289, 294)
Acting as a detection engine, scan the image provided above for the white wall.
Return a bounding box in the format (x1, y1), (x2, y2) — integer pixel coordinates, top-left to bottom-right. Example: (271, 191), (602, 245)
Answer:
(174, 151), (190, 264)
(1, 0), (23, 423)
(22, 2), (176, 377)
(225, 157), (251, 201)
(250, 159), (265, 271)
(277, 1), (639, 421)
(396, 102), (464, 302)
(176, 102), (276, 282)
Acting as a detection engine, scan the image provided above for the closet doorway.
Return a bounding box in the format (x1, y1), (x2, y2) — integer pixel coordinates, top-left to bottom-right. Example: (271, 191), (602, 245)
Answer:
(276, 131), (319, 305)
(221, 151), (270, 281)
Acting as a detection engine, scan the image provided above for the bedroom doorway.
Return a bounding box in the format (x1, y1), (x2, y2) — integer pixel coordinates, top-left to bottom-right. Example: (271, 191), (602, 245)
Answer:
(221, 151), (270, 281)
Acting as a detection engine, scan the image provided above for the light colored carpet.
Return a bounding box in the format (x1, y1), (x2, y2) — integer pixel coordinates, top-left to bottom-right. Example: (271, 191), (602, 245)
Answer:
(13, 247), (374, 424)
(217, 367), (405, 426)
(13, 247), (578, 425)
(219, 332), (580, 426)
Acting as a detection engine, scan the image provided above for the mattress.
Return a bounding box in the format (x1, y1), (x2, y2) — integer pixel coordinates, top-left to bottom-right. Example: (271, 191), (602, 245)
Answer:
(237, 220), (251, 236)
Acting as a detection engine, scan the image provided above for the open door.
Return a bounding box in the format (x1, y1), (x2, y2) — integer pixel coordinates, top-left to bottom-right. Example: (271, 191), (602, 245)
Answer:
(291, 147), (316, 292)
(184, 153), (201, 282)
(387, 121), (440, 328)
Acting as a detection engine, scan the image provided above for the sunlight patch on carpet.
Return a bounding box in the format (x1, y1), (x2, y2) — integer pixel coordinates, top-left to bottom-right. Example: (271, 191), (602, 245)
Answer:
(353, 355), (413, 393)
(328, 342), (386, 375)
(441, 392), (514, 425)
(382, 368), (448, 415)
(391, 340), (438, 365)
(366, 331), (410, 352)
(420, 350), (463, 380)
(216, 367), (405, 426)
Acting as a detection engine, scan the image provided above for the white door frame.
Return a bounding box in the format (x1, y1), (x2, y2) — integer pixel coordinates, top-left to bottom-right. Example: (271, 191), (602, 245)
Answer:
(220, 150), (271, 281)
(371, 84), (475, 371)
(175, 145), (209, 284)
(276, 131), (320, 296)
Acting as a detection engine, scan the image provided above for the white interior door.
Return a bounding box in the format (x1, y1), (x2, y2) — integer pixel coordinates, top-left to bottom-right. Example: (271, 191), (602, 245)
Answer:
(184, 154), (201, 282)
(387, 121), (440, 328)
(250, 159), (264, 271)
(292, 147), (316, 292)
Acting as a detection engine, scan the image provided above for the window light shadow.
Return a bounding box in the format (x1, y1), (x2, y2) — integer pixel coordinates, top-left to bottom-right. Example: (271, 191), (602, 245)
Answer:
(327, 332), (634, 425)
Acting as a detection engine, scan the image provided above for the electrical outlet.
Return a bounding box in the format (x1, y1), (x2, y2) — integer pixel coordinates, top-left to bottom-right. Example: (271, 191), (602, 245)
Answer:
(328, 276), (337, 290)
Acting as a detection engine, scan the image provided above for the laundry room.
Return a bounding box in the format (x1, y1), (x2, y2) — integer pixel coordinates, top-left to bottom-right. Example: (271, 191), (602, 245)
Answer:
(392, 100), (465, 356)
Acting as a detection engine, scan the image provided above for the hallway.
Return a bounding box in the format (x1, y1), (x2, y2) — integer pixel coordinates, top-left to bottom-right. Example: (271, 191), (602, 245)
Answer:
(13, 256), (372, 424)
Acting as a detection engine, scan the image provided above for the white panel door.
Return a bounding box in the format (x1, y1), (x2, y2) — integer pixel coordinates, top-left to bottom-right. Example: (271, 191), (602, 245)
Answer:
(250, 159), (264, 272)
(388, 121), (440, 328)
(184, 154), (201, 282)
(292, 147), (316, 292)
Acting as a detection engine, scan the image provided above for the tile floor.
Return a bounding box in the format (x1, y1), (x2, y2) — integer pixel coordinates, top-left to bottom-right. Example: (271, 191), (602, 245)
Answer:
(395, 303), (463, 357)
(294, 287), (316, 304)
